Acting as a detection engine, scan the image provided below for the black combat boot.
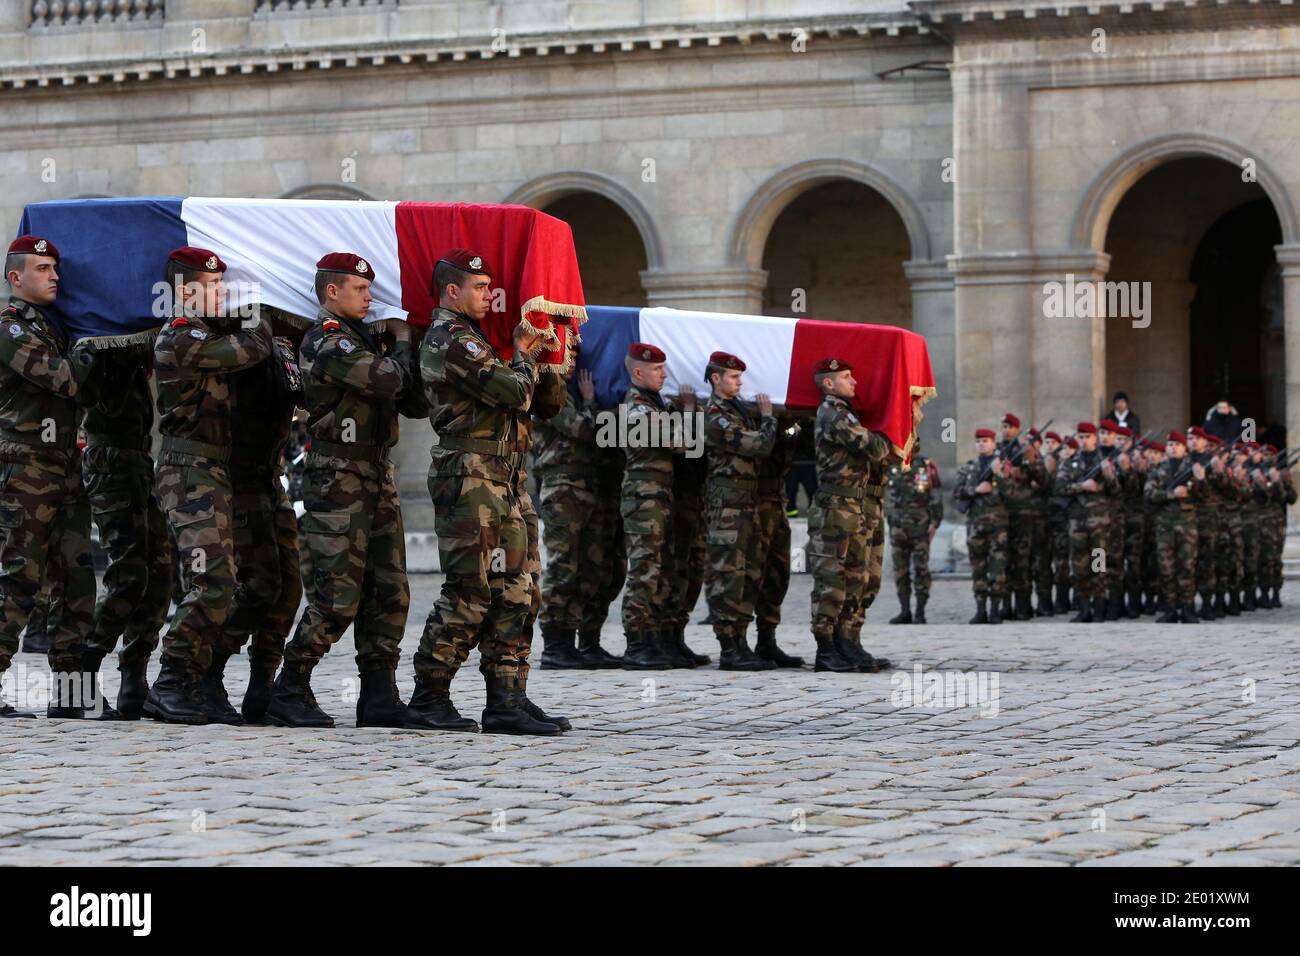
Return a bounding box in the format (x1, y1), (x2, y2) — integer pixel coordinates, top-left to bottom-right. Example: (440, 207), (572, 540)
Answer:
(913, 595), (928, 625)
(1070, 594), (1092, 623)
(74, 649), (122, 720)
(1242, 588), (1257, 612)
(1179, 603), (1200, 624)
(200, 651), (244, 725)
(519, 692), (571, 731)
(1262, 588), (1278, 609)
(1015, 592), (1033, 621)
(142, 659), (208, 725)
(539, 625), (587, 669)
(718, 634), (777, 671)
(667, 626), (710, 666)
(813, 632), (858, 673)
(1091, 595), (1108, 623)
(356, 668), (408, 728)
(1125, 589), (1140, 619)
(1036, 588), (1053, 617)
(1054, 585), (1071, 615)
(19, 615), (50, 655)
(1107, 593), (1124, 620)
(621, 630), (673, 670)
(1157, 605), (1181, 623)
(988, 595), (1004, 625)
(1226, 590), (1242, 616)
(1213, 592), (1228, 617)
(1198, 592), (1215, 622)
(656, 628), (699, 669)
(405, 673), (478, 731)
(116, 658), (149, 720)
(1141, 591), (1155, 615)
(1156, 594), (1169, 614)
(46, 671), (85, 719)
(264, 663), (334, 728)
(999, 595), (1013, 621)
(241, 658), (277, 724)
(889, 595), (912, 625)
(970, 597), (989, 625)
(1271, 587), (1282, 608)
(831, 628), (879, 673)
(575, 629), (623, 669)
(481, 674), (562, 736)
(754, 626), (805, 668)
(0, 700), (36, 718)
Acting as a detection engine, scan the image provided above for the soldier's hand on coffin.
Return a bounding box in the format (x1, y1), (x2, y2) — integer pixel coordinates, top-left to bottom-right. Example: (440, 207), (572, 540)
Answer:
(577, 369), (595, 401)
(757, 393), (772, 417)
(512, 321), (543, 353)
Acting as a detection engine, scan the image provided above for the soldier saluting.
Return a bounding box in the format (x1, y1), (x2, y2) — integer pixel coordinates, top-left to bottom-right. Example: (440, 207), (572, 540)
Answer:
(0, 235), (101, 719)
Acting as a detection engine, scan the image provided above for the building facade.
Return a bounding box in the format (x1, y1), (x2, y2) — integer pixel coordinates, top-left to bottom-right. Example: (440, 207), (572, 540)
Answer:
(2, 0), (1297, 526)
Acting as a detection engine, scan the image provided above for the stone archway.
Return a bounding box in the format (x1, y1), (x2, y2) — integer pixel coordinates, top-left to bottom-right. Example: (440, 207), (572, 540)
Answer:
(279, 183), (378, 201)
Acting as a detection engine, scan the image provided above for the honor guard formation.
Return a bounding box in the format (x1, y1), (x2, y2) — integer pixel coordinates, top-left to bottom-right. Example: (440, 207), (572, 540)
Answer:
(0, 234), (1294, 731)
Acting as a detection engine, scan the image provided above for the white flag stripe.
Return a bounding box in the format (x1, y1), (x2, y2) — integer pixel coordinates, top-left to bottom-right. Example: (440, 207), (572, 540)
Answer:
(639, 307), (797, 404)
(181, 197), (404, 322)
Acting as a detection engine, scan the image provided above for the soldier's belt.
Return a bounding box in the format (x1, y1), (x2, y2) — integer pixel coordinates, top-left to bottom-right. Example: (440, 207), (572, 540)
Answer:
(757, 478), (783, 495)
(309, 438), (387, 464)
(709, 476), (758, 491)
(84, 434), (151, 453)
(160, 438), (231, 462)
(437, 434), (526, 468)
(0, 431), (74, 457)
(624, 468), (671, 483)
(818, 482), (879, 500)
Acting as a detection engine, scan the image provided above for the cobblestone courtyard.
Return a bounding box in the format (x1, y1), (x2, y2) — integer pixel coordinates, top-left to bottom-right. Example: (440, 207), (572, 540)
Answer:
(3, 577), (1299, 866)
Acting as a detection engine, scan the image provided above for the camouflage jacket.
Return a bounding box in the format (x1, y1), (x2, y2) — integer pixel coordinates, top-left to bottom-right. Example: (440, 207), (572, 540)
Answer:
(954, 454), (1009, 517)
(757, 420), (801, 499)
(813, 394), (891, 494)
(230, 336), (303, 477)
(154, 308), (273, 454)
(621, 383), (689, 495)
(1144, 458), (1201, 510)
(300, 309), (421, 472)
(0, 296), (94, 460)
(532, 390), (602, 477)
(886, 455), (943, 527)
(703, 391), (775, 493)
(996, 438), (1046, 511)
(81, 349), (153, 453)
(421, 306), (537, 485)
(1053, 448), (1119, 515)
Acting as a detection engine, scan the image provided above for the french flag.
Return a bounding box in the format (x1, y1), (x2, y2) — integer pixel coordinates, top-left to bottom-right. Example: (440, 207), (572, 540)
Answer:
(580, 306), (935, 460)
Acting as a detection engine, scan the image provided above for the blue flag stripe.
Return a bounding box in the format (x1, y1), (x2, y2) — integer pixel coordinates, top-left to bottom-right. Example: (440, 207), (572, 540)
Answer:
(576, 305), (641, 408)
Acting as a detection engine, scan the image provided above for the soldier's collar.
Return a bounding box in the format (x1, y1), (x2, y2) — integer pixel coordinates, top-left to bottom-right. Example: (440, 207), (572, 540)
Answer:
(6, 296), (41, 320)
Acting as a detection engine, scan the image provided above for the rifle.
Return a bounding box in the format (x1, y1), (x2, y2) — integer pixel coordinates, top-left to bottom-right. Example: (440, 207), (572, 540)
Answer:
(1074, 428), (1155, 485)
(953, 418), (1052, 515)
(1165, 440), (1234, 492)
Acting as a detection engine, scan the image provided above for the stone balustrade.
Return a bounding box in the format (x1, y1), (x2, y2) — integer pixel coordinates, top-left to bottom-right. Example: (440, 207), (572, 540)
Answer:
(29, 0), (163, 27)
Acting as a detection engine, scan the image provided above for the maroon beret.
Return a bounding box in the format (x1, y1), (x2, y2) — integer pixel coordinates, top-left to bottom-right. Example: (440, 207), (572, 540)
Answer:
(1205, 432), (1223, 445)
(1076, 421), (1097, 434)
(1065, 437), (1080, 450)
(1116, 425), (1134, 438)
(1002, 413), (1020, 428)
(8, 235), (59, 261)
(437, 248), (491, 276)
(814, 357), (851, 374)
(975, 428), (996, 439)
(1148, 441), (1166, 453)
(1188, 425), (1209, 441)
(708, 351), (746, 372)
(1098, 419), (1118, 432)
(168, 246), (226, 274)
(316, 251), (375, 283)
(628, 342), (665, 363)
(1044, 431), (1062, 442)
(1167, 430), (1187, 446)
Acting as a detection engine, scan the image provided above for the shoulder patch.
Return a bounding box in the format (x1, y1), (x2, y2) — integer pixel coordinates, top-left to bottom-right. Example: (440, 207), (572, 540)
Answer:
(189, 328), (208, 340)
(716, 416), (728, 429)
(7, 323), (21, 338)
(0, 307), (16, 317)
(463, 339), (481, 355)
(339, 339), (355, 353)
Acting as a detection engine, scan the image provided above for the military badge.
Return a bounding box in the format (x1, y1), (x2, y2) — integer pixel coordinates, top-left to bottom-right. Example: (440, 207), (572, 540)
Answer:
(357, 259), (369, 274)
(189, 328), (207, 339)
(8, 323), (20, 337)
(339, 339), (355, 353)
(829, 359), (839, 370)
(717, 417), (728, 429)
(206, 255), (218, 270)
(465, 340), (480, 355)
(34, 239), (47, 253)
(469, 256), (482, 270)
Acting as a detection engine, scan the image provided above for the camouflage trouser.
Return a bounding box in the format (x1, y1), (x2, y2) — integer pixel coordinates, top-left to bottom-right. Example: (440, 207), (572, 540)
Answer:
(808, 492), (878, 635)
(1262, 511), (1285, 589)
(1069, 507), (1109, 599)
(416, 471), (530, 680)
(1142, 512), (1160, 597)
(1123, 510), (1145, 597)
(1241, 511), (1259, 592)
(888, 514), (932, 601)
(83, 447), (172, 669)
(285, 461), (407, 673)
(1218, 509), (1242, 591)
(857, 509), (886, 619)
(751, 494), (791, 629)
(1005, 507), (1034, 594)
(580, 473), (626, 634)
(1104, 504), (1126, 601)
(1030, 510), (1053, 594)
(1050, 512), (1071, 589)
(671, 491), (707, 630)
(1155, 508), (1198, 606)
(966, 511), (1008, 600)
(538, 477), (598, 631)
(221, 476), (301, 669)
(620, 491), (676, 632)
(1194, 509), (1219, 595)
(519, 480), (542, 629)
(156, 456), (236, 676)
(704, 488), (762, 639)
(0, 453), (95, 675)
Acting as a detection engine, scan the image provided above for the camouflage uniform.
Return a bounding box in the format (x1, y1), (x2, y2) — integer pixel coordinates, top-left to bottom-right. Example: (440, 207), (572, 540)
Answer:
(751, 422), (799, 631)
(81, 350), (171, 671)
(1030, 459), (1055, 612)
(1099, 445), (1127, 611)
(149, 308), (273, 721)
(1218, 468), (1244, 606)
(581, 451), (627, 637)
(884, 454), (942, 606)
(954, 454), (1009, 604)
(0, 297), (97, 684)
(671, 452), (708, 634)
(999, 440), (1043, 610)
(1048, 458), (1074, 609)
(703, 391), (776, 639)
(853, 460), (889, 624)
(1054, 447), (1118, 607)
(1190, 448), (1223, 609)
(1145, 458), (1200, 612)
(1121, 462), (1147, 614)
(416, 307), (537, 680)
(283, 312), (420, 675)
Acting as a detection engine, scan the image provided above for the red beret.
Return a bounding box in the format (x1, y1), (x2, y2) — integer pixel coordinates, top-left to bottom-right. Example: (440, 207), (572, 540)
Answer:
(814, 358), (852, 374)
(316, 251), (375, 283)
(1265, 444), (1279, 454)
(1002, 413), (1020, 428)
(1205, 432), (1223, 445)
(1148, 440), (1166, 453)
(1188, 426), (1209, 441)
(1044, 431), (1062, 442)
(628, 342), (665, 363)
(168, 245), (226, 274)
(8, 235), (59, 261)
(1076, 422), (1097, 434)
(975, 428), (996, 439)
(437, 249), (491, 276)
(1167, 430), (1187, 445)
(707, 351), (746, 372)
(1246, 441), (1261, 450)
(1116, 425), (1134, 438)
(1065, 437), (1080, 449)
(1099, 419), (1118, 432)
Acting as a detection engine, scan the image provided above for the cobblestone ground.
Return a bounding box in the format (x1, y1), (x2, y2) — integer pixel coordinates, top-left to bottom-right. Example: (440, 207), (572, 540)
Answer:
(2, 577), (1299, 866)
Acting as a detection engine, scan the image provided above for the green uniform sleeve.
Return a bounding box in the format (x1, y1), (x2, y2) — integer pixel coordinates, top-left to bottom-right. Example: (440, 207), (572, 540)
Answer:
(0, 319), (92, 399)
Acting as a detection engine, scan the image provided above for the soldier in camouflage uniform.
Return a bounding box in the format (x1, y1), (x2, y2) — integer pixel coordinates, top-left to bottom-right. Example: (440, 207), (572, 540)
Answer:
(0, 235), (103, 719)
(268, 252), (421, 729)
(1145, 431), (1203, 623)
(81, 346), (172, 719)
(807, 357), (898, 672)
(1187, 427), (1227, 619)
(884, 439), (942, 625)
(749, 414), (804, 665)
(580, 447), (627, 660)
(147, 246), (273, 724)
(1266, 447), (1296, 606)
(411, 249), (562, 735)
(221, 327), (304, 723)
(1118, 428), (1147, 618)
(667, 448), (711, 667)
(848, 460), (889, 640)
(1046, 434), (1076, 613)
(1141, 441), (1166, 613)
(1096, 420), (1129, 619)
(1026, 430), (1056, 617)
(1217, 445), (1245, 615)
(998, 413), (1045, 620)
(1054, 421), (1118, 623)
(954, 428), (1009, 624)
(702, 350), (783, 670)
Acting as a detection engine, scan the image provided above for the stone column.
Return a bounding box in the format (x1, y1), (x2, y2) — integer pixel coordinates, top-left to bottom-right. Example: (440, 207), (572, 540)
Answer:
(638, 267), (768, 315)
(904, 259), (956, 478)
(1276, 243), (1300, 525)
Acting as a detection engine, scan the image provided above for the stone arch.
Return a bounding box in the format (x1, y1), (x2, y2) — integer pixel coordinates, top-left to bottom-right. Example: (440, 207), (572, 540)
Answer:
(1071, 132), (1299, 251)
(280, 183), (377, 201)
(726, 158), (932, 269)
(503, 171), (664, 270)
